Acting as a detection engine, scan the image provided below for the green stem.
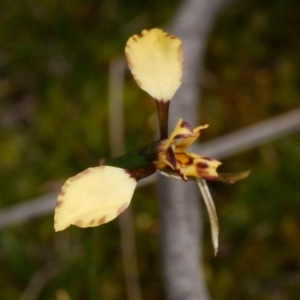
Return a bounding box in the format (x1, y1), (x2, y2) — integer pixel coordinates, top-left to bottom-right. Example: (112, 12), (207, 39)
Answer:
(105, 141), (161, 170)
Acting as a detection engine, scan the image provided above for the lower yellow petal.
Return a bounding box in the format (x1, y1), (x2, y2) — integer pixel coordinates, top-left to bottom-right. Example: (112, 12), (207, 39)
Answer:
(178, 155), (221, 180)
(54, 166), (137, 231)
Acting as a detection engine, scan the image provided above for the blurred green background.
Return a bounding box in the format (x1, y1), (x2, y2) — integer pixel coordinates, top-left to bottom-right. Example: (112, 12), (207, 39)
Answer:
(0, 0), (299, 299)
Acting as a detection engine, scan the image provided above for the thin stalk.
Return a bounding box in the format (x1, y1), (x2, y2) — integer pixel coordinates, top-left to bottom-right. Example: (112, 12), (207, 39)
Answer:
(196, 178), (219, 256)
(156, 100), (170, 139)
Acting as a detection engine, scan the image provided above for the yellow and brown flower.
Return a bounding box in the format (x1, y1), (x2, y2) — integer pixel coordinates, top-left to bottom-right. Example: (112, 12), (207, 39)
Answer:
(155, 118), (221, 181)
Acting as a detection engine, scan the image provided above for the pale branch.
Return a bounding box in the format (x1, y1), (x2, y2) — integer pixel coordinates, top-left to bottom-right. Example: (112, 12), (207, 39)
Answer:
(158, 0), (232, 299)
(0, 107), (299, 229)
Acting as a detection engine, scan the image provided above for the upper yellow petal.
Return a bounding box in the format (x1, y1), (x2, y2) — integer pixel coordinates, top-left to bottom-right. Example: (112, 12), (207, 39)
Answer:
(175, 124), (209, 151)
(169, 118), (195, 141)
(125, 28), (183, 102)
(54, 166), (137, 231)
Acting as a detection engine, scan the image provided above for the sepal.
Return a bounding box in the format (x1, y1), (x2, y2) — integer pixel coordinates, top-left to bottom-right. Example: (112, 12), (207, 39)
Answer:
(54, 166), (137, 231)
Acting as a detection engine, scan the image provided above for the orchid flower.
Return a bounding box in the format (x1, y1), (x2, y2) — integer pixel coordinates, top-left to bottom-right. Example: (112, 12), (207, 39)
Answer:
(54, 28), (249, 254)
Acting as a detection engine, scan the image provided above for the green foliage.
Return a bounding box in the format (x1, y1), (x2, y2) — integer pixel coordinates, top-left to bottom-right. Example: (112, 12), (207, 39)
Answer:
(0, 0), (299, 299)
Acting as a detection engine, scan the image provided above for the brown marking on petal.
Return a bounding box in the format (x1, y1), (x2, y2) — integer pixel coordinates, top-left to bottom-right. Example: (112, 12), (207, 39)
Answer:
(133, 76), (142, 87)
(180, 120), (193, 131)
(164, 32), (177, 39)
(125, 51), (133, 69)
(69, 174), (81, 181)
(89, 219), (95, 225)
(99, 159), (105, 166)
(56, 200), (63, 208)
(59, 188), (66, 196)
(98, 215), (107, 225)
(126, 163), (156, 181)
(75, 219), (82, 226)
(201, 174), (219, 180)
(202, 156), (217, 162)
(178, 44), (183, 55)
(173, 133), (193, 140)
(202, 157), (213, 161)
(197, 162), (209, 169)
(70, 169), (91, 182)
(177, 168), (188, 181)
(165, 147), (177, 169)
(118, 203), (128, 215)
(81, 169), (91, 175)
(176, 154), (193, 166)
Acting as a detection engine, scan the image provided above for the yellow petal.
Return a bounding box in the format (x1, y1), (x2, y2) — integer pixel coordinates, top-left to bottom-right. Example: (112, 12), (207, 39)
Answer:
(178, 153), (221, 180)
(175, 124), (209, 151)
(169, 118), (195, 141)
(54, 166), (137, 231)
(125, 28), (183, 102)
(155, 140), (178, 170)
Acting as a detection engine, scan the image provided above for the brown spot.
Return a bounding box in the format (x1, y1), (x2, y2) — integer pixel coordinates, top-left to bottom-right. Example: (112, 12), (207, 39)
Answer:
(197, 162), (209, 169)
(98, 215), (106, 225)
(89, 219), (96, 225)
(165, 33), (176, 39)
(69, 173), (81, 181)
(173, 133), (193, 140)
(56, 201), (63, 208)
(125, 53), (133, 69)
(202, 157), (215, 161)
(132, 76), (142, 87)
(126, 163), (156, 181)
(117, 203), (128, 215)
(180, 120), (193, 130)
(69, 169), (91, 182)
(75, 219), (82, 226)
(165, 147), (177, 169)
(99, 159), (105, 166)
(178, 44), (183, 56)
(201, 174), (218, 180)
(132, 36), (138, 42)
(176, 154), (193, 166)
(81, 169), (91, 175)
(59, 190), (65, 197)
